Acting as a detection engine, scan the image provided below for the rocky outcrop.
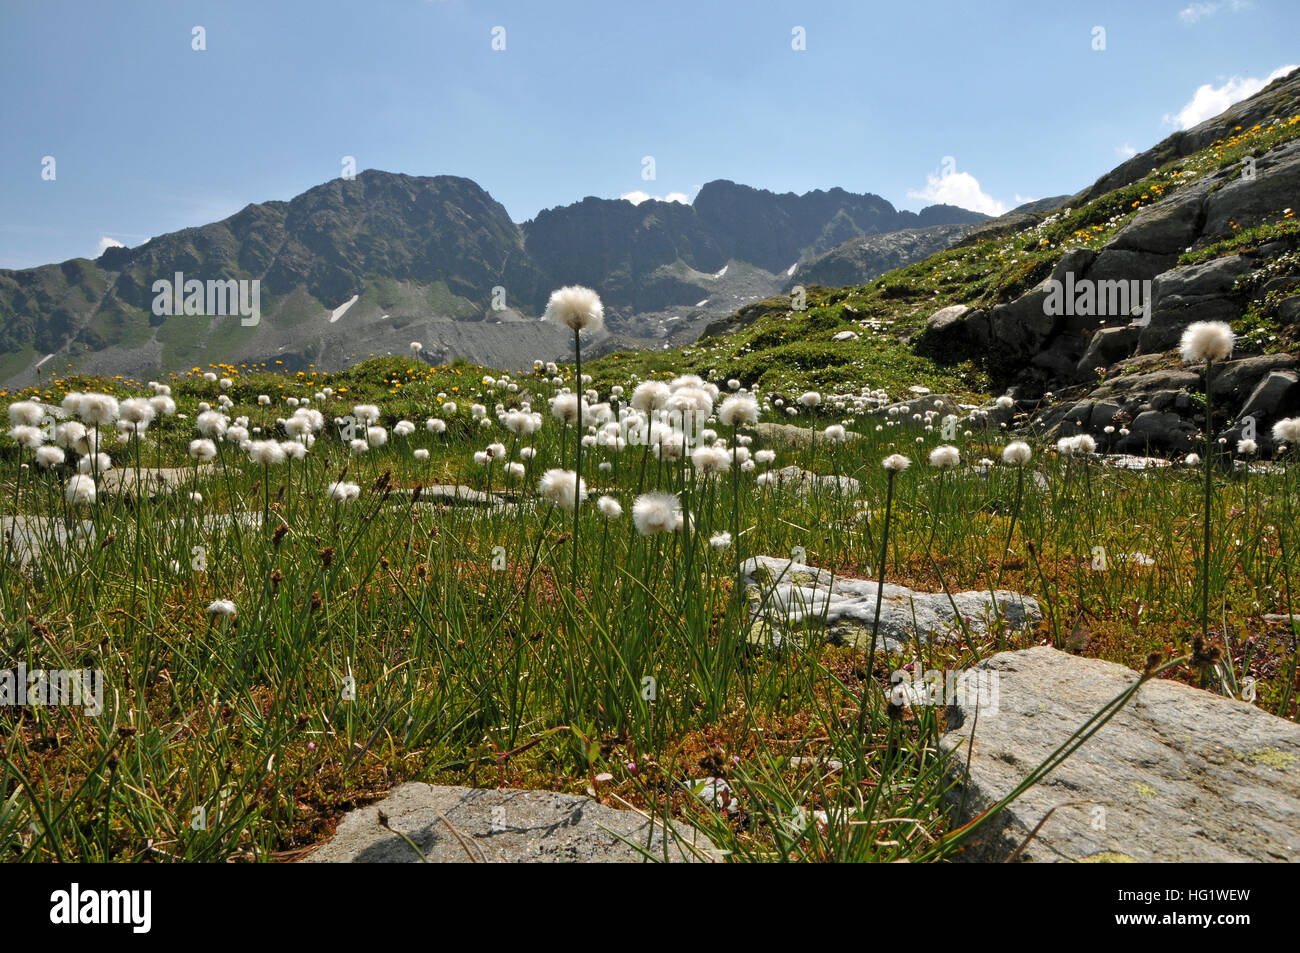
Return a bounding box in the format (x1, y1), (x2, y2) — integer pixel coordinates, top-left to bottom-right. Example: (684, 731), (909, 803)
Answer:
(1032, 353), (1300, 453)
(940, 646), (1300, 862)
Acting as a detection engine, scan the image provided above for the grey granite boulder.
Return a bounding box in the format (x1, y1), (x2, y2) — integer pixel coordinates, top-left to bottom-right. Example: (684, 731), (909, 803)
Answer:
(742, 556), (1041, 653)
(304, 783), (720, 863)
(940, 647), (1300, 862)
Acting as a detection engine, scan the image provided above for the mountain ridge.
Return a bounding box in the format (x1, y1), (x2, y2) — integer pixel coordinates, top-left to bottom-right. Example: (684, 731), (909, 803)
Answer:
(0, 172), (985, 386)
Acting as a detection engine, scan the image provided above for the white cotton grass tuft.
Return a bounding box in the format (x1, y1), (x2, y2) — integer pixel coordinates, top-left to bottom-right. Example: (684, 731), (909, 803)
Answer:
(65, 474), (96, 505)
(189, 439), (217, 462)
(414, 448), (430, 461)
(247, 440), (286, 466)
(797, 391), (821, 409)
(709, 531), (732, 551)
(1236, 438), (1257, 456)
(78, 394), (119, 425)
(543, 285), (604, 333)
(718, 395), (759, 427)
(54, 421), (86, 449)
(1179, 321), (1235, 364)
(8, 425), (43, 449)
(537, 468), (587, 511)
(632, 491), (680, 535)
(928, 445), (960, 468)
(596, 495), (623, 520)
(550, 392), (584, 425)
(196, 410), (228, 438)
(1272, 417), (1300, 448)
(690, 444), (730, 475)
(7, 401), (43, 426)
(35, 445), (65, 468)
(77, 452), (112, 475)
(630, 381), (671, 413)
(206, 600), (237, 617)
(882, 453), (910, 474)
(427, 418), (447, 434)
(1056, 434), (1097, 456)
(1002, 441), (1032, 465)
(823, 424), (847, 444)
(326, 481), (360, 503)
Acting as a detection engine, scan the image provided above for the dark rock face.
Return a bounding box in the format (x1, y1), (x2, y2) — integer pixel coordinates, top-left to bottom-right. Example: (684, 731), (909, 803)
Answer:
(795, 223), (980, 289)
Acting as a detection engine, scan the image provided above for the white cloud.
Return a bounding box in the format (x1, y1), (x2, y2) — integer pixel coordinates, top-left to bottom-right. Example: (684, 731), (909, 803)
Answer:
(1116, 143), (1138, 158)
(907, 169), (1007, 216)
(621, 190), (690, 206)
(96, 236), (124, 257)
(1164, 64), (1297, 129)
(1179, 0), (1251, 25)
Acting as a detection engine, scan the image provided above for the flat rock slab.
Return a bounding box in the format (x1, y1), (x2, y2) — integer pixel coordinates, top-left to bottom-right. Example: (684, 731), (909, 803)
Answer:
(99, 465), (214, 498)
(400, 484), (505, 507)
(742, 556), (1040, 652)
(304, 783), (719, 863)
(940, 647), (1300, 862)
(2, 515), (96, 564)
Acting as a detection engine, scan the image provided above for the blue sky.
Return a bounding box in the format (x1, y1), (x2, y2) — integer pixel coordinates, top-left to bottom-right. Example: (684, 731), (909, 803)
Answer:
(1, 0), (1296, 270)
